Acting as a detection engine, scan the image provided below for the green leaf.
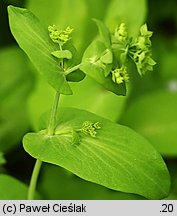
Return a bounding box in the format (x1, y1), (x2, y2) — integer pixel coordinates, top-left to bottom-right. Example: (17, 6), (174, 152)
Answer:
(0, 152), (5, 165)
(8, 5), (72, 95)
(0, 174), (28, 199)
(105, 0), (147, 37)
(119, 90), (177, 157)
(93, 19), (111, 48)
(81, 39), (126, 95)
(23, 108), (170, 199)
(51, 50), (72, 59)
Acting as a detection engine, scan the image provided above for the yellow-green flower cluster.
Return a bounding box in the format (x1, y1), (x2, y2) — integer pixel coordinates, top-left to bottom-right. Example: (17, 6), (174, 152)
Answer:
(48, 25), (73, 46)
(111, 23), (156, 80)
(81, 121), (101, 138)
(114, 23), (128, 43)
(131, 24), (156, 75)
(111, 66), (129, 84)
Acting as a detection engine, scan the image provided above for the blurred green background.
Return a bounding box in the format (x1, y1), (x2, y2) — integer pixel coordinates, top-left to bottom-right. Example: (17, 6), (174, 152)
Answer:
(0, 0), (177, 199)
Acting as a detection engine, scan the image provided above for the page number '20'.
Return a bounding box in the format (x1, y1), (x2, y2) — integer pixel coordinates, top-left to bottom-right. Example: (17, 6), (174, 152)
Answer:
(160, 204), (173, 213)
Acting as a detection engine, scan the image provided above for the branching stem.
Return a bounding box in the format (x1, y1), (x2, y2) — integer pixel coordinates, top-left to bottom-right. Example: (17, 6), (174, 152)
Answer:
(64, 63), (82, 75)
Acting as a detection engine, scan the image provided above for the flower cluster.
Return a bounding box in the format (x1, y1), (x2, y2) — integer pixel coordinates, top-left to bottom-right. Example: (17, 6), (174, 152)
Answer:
(48, 25), (73, 46)
(130, 24), (156, 75)
(111, 66), (129, 84)
(114, 23), (128, 43)
(111, 23), (130, 84)
(81, 121), (101, 138)
(110, 23), (156, 84)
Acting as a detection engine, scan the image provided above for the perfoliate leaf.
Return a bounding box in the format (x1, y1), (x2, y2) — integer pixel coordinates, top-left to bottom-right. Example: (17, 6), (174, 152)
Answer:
(81, 39), (126, 95)
(8, 5), (72, 95)
(51, 50), (72, 59)
(23, 108), (170, 199)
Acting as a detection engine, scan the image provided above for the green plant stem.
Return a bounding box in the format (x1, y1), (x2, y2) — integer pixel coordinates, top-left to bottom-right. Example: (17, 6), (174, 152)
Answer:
(28, 159), (42, 200)
(59, 44), (64, 68)
(64, 63), (82, 75)
(28, 44), (63, 200)
(47, 92), (60, 135)
(28, 91), (60, 199)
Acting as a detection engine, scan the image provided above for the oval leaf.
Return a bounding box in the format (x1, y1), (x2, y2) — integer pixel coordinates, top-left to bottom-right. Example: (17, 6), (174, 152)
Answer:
(8, 6), (72, 95)
(23, 108), (170, 199)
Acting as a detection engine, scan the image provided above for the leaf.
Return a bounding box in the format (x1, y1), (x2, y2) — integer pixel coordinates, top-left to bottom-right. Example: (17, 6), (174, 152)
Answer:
(105, 0), (147, 37)
(23, 108), (170, 199)
(0, 174), (28, 199)
(8, 5), (72, 95)
(0, 152), (5, 165)
(93, 18), (111, 48)
(51, 50), (72, 59)
(119, 90), (177, 157)
(81, 39), (126, 95)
